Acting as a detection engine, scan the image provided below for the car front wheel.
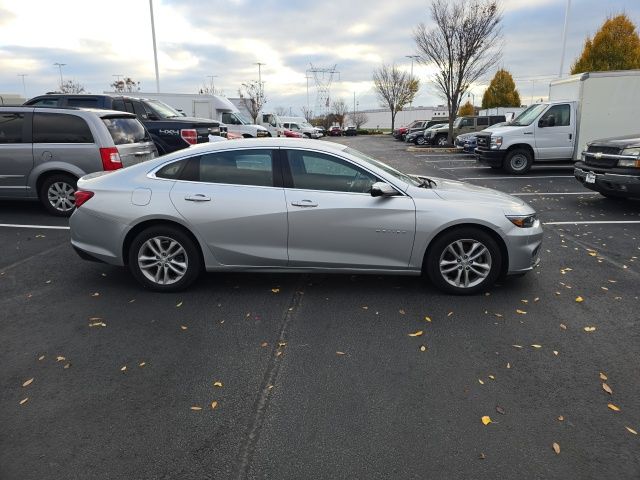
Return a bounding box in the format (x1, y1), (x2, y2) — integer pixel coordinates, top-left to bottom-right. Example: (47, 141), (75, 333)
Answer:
(128, 226), (202, 292)
(426, 227), (502, 295)
(39, 174), (77, 217)
(416, 136), (427, 145)
(436, 135), (448, 147)
(503, 149), (533, 174)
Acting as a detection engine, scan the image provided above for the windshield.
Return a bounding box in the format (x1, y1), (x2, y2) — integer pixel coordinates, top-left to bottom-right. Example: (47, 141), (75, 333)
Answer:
(511, 104), (547, 126)
(344, 147), (420, 187)
(235, 112), (252, 124)
(428, 123), (446, 130)
(147, 100), (182, 119)
(300, 122), (313, 128)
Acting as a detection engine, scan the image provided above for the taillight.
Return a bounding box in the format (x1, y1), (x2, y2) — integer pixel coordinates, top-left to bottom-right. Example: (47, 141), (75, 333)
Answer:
(74, 190), (94, 208)
(100, 147), (122, 171)
(181, 129), (198, 145)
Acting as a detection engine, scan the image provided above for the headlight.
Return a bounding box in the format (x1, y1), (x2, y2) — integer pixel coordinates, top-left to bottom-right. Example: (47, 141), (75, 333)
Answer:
(618, 158), (640, 168)
(490, 136), (503, 150)
(621, 147), (640, 156)
(506, 214), (538, 228)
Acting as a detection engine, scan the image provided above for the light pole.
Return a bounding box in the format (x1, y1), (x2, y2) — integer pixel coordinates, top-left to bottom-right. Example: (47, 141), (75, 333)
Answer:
(53, 63), (66, 89)
(149, 0), (160, 92)
(468, 92), (475, 108)
(305, 74), (312, 118)
(17, 74), (27, 98)
(255, 62), (265, 105)
(406, 55), (420, 107)
(559, 0), (572, 77)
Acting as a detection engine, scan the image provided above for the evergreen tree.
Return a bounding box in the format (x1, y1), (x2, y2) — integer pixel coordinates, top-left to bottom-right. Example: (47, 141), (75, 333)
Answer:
(481, 69), (520, 109)
(571, 14), (640, 74)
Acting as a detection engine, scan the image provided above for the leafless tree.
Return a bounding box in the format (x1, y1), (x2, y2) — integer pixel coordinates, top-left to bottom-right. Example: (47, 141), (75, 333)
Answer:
(349, 111), (369, 129)
(372, 64), (419, 132)
(275, 106), (288, 117)
(59, 79), (86, 94)
(414, 0), (502, 143)
(238, 81), (266, 124)
(199, 82), (223, 96)
(331, 98), (349, 128)
(111, 77), (140, 93)
(300, 106), (313, 122)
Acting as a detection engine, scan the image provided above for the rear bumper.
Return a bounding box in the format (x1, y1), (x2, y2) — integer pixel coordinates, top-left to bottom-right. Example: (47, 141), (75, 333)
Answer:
(505, 222), (544, 275)
(574, 165), (640, 197)
(475, 148), (506, 167)
(69, 208), (128, 266)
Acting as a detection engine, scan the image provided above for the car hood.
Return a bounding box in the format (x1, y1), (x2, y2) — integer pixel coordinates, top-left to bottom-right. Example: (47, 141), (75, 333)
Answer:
(588, 134), (640, 149)
(410, 176), (526, 209)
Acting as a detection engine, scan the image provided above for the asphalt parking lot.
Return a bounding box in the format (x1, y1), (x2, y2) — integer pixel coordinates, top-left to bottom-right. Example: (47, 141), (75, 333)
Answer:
(1, 135), (639, 479)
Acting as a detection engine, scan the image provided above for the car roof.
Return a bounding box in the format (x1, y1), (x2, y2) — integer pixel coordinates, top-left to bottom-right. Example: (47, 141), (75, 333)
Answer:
(0, 105), (136, 118)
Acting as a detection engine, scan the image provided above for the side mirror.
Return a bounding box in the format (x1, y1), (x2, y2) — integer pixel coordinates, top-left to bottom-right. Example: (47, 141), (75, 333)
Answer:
(146, 113), (159, 121)
(371, 182), (398, 197)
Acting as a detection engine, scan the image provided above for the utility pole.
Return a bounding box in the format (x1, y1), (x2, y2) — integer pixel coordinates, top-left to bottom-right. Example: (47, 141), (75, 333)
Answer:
(53, 63), (66, 89)
(149, 0), (160, 92)
(305, 74), (312, 117)
(353, 91), (356, 117)
(17, 74), (27, 98)
(255, 62), (265, 107)
(206, 75), (218, 94)
(559, 0), (572, 77)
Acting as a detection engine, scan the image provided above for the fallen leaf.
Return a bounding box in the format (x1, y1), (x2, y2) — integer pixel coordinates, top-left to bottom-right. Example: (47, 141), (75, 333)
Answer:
(584, 326), (596, 332)
(496, 406), (506, 415)
(275, 351), (282, 357)
(478, 379), (484, 385)
(271, 288), (280, 293)
(534, 297), (540, 302)
(512, 345), (523, 349)
(588, 252), (597, 257)
(213, 381), (223, 387)
(531, 344), (542, 349)
(139, 362), (146, 367)
(558, 416), (564, 421)
(91, 292), (100, 297)
(190, 406), (202, 411)
(210, 401), (218, 410)
(553, 443), (561, 455)
(602, 383), (613, 395)
(626, 426), (638, 435)
(38, 355), (45, 361)
(63, 363), (71, 369)
(506, 363), (511, 369)
(278, 342), (287, 347)
(420, 345), (427, 352)
(120, 365), (127, 372)
(408, 330), (424, 337)
(336, 351), (346, 355)
(575, 296), (584, 303)
(516, 309), (527, 315)
(494, 313), (503, 318)
(180, 325), (188, 330)
(481, 416), (492, 426)
(89, 322), (107, 327)
(19, 397), (29, 405)
(260, 342), (268, 347)
(56, 356), (66, 362)
(22, 378), (34, 387)
(424, 316), (432, 322)
(447, 311), (454, 317)
(553, 351), (559, 356)
(521, 299), (529, 304)
(608, 403), (621, 412)
(599, 372), (608, 381)
(399, 309), (406, 315)
(479, 453), (486, 460)
(488, 375), (495, 380)
(176, 301), (183, 307)
(560, 324), (567, 330)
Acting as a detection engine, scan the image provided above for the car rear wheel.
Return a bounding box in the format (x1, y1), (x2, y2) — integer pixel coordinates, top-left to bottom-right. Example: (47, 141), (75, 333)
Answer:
(39, 174), (77, 217)
(436, 134), (448, 147)
(426, 227), (502, 295)
(503, 149), (533, 174)
(128, 226), (202, 292)
(416, 136), (427, 145)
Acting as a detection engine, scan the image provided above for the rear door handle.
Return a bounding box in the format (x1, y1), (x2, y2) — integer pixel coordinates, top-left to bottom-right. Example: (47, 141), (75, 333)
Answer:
(291, 200), (318, 207)
(523, 132), (533, 135)
(185, 194), (211, 202)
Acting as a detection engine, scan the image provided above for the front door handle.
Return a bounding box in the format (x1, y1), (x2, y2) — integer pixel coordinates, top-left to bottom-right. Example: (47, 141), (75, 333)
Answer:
(185, 194), (211, 202)
(291, 200), (318, 208)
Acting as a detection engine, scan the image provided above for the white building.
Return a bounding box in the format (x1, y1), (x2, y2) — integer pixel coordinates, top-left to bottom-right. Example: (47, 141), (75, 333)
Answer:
(0, 93), (26, 105)
(359, 106), (450, 130)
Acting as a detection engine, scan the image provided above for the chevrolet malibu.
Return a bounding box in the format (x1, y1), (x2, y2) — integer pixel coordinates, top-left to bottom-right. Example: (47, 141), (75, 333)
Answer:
(70, 139), (542, 294)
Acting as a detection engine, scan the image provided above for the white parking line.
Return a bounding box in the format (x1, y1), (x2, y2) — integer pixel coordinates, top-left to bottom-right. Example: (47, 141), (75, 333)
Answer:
(421, 159), (476, 163)
(0, 223), (70, 230)
(511, 192), (599, 196)
(460, 175), (574, 180)
(414, 154), (469, 157)
(544, 220), (640, 225)
(439, 166), (491, 170)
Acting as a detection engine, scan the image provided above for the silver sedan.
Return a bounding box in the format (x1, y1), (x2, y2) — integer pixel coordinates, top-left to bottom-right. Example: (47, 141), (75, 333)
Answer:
(70, 138), (542, 294)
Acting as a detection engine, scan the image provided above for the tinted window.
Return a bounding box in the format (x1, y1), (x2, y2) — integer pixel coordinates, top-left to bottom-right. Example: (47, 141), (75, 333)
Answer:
(477, 117), (489, 126)
(132, 101), (148, 118)
(29, 98), (60, 107)
(123, 100), (136, 114)
(181, 150), (274, 187)
(112, 99), (126, 112)
(156, 159), (188, 179)
(541, 104), (570, 127)
(459, 118), (474, 127)
(102, 117), (150, 145)
(33, 113), (94, 143)
(0, 113), (25, 143)
(221, 113), (241, 125)
(67, 98), (99, 108)
(286, 150), (377, 193)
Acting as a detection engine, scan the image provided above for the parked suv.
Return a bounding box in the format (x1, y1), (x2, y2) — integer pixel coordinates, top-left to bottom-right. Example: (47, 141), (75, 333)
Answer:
(24, 94), (226, 155)
(0, 106), (157, 216)
(427, 115), (506, 146)
(574, 135), (640, 199)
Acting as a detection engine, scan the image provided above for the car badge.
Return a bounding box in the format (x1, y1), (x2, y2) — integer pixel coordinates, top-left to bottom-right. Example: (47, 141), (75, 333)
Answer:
(594, 152), (602, 159)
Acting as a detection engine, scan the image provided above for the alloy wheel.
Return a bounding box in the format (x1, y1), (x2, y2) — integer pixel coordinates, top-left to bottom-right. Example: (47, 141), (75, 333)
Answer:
(439, 239), (492, 289)
(47, 181), (76, 213)
(138, 236), (189, 286)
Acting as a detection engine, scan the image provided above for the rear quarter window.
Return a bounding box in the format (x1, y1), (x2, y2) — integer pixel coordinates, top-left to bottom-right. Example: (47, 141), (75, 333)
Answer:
(33, 113), (94, 143)
(66, 98), (100, 108)
(102, 117), (150, 145)
(156, 159), (188, 179)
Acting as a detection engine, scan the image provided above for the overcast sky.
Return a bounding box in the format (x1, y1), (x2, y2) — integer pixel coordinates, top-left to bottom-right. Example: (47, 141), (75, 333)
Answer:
(1, 0), (638, 114)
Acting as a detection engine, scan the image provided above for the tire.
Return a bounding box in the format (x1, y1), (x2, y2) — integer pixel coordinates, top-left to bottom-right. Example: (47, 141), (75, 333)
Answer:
(416, 136), (427, 146)
(426, 227), (502, 295)
(435, 135), (448, 147)
(503, 149), (533, 174)
(128, 226), (202, 292)
(39, 173), (78, 217)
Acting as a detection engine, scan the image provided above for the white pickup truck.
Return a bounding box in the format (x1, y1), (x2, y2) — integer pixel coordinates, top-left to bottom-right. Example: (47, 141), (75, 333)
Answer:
(475, 71), (640, 174)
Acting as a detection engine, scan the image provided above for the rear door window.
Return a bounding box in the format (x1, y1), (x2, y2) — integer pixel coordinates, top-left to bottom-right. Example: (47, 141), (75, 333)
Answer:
(477, 117), (489, 126)
(180, 149), (275, 187)
(102, 117), (150, 145)
(33, 113), (94, 143)
(0, 113), (26, 143)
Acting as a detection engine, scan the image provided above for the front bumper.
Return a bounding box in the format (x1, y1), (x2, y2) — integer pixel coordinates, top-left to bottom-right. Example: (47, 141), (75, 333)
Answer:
(475, 148), (506, 167)
(574, 164), (640, 197)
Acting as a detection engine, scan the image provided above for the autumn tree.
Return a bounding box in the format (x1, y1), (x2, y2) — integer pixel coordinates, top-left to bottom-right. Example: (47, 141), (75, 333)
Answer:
(414, 0), (502, 143)
(372, 64), (419, 132)
(238, 81), (266, 123)
(571, 14), (640, 74)
(458, 101), (475, 116)
(331, 98), (349, 128)
(481, 69), (520, 108)
(59, 80), (86, 94)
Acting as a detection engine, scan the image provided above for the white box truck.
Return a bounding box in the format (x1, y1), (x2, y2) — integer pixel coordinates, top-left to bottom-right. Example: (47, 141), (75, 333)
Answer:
(475, 70), (640, 174)
(125, 92), (270, 138)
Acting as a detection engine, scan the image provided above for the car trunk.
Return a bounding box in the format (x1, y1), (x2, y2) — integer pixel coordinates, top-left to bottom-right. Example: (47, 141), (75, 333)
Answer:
(101, 115), (158, 167)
